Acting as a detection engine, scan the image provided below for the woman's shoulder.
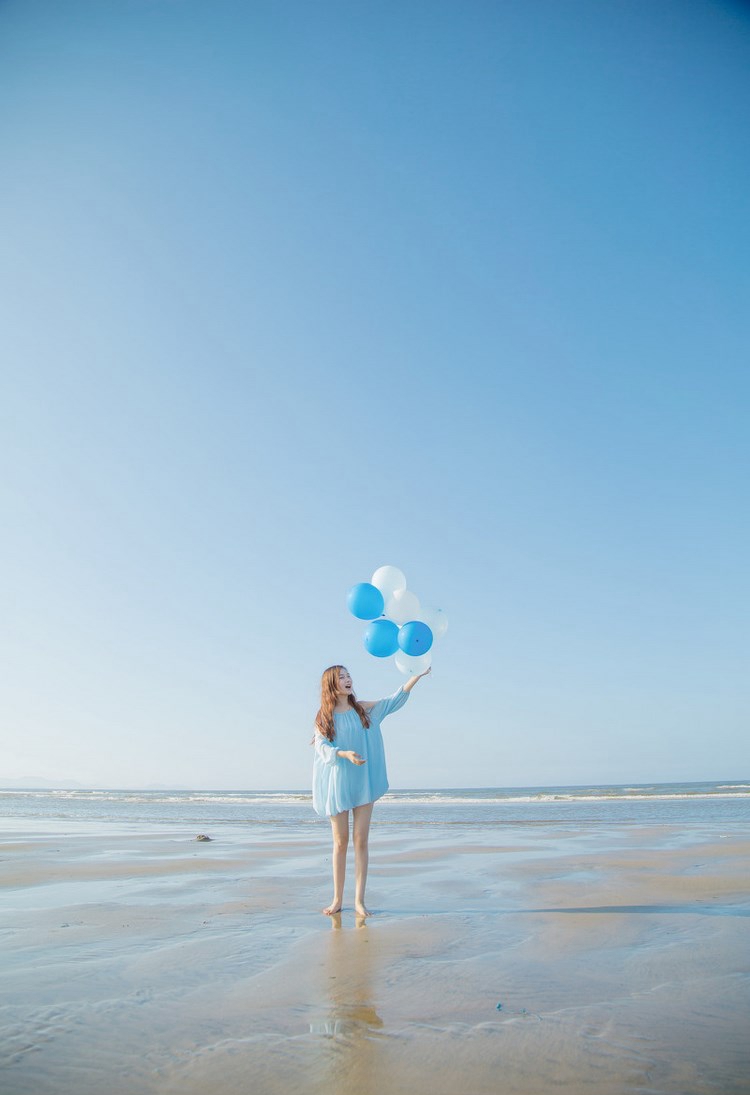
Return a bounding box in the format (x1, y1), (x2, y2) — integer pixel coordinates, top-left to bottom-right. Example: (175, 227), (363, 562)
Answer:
(366, 688), (404, 707)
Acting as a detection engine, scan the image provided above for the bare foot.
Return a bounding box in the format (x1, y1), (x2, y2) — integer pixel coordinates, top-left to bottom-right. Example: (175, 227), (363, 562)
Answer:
(323, 903), (342, 916)
(354, 904), (373, 917)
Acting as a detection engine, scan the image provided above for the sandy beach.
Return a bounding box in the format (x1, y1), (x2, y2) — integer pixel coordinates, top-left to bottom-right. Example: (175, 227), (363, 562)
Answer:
(1, 818), (749, 1095)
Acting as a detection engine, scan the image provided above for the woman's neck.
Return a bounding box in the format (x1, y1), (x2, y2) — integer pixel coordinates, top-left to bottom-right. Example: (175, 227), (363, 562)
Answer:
(333, 693), (351, 713)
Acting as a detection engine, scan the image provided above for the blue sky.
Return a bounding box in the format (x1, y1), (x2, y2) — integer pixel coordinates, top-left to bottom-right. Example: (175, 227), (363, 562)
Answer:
(1, 0), (748, 789)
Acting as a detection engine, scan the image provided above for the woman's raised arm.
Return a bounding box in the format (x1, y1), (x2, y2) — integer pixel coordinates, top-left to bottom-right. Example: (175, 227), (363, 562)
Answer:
(403, 667), (431, 694)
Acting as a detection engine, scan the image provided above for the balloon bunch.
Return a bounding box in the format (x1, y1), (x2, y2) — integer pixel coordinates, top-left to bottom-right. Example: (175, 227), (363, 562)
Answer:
(347, 565), (448, 677)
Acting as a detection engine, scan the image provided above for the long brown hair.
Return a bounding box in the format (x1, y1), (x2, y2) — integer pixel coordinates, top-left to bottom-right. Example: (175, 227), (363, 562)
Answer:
(314, 665), (371, 742)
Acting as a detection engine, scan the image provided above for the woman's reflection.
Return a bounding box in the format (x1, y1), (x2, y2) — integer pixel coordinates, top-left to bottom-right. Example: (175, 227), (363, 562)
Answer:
(309, 917), (385, 1094)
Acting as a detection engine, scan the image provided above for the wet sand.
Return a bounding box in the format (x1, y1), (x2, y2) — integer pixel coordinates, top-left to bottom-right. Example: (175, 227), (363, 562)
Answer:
(1, 820), (749, 1094)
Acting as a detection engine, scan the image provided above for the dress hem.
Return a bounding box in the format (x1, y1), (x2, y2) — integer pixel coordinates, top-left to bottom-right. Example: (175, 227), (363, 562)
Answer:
(314, 787), (388, 818)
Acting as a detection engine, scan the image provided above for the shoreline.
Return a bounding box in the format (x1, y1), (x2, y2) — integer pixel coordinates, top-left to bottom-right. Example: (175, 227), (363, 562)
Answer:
(2, 818), (749, 1094)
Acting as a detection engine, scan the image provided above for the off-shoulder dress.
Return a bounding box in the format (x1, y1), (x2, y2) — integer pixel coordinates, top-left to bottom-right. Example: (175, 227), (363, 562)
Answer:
(312, 688), (409, 817)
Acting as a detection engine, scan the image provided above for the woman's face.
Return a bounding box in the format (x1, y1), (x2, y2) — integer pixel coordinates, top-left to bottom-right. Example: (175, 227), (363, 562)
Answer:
(337, 667), (353, 695)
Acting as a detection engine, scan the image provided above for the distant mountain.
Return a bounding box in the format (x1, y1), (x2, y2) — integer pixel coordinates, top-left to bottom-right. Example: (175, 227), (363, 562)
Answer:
(0, 776), (85, 789)
(0, 778), (194, 791)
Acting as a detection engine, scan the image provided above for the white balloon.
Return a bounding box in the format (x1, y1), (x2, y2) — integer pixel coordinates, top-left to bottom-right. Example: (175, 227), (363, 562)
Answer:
(419, 606), (448, 639)
(395, 650), (432, 676)
(384, 588), (420, 626)
(371, 565), (407, 601)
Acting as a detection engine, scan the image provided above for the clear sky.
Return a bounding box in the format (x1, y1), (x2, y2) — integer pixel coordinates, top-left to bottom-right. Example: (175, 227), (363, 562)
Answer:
(1, 0), (748, 790)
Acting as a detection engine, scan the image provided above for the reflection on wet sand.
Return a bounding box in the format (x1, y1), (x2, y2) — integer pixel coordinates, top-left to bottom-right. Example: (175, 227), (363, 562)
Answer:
(309, 915), (384, 1095)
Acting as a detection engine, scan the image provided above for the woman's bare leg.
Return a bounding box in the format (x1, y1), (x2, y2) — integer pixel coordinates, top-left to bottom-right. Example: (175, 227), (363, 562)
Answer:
(352, 802), (374, 916)
(324, 811), (349, 915)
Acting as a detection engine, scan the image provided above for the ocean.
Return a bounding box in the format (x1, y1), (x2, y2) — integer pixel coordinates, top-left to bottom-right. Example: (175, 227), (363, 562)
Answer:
(1, 780), (749, 831)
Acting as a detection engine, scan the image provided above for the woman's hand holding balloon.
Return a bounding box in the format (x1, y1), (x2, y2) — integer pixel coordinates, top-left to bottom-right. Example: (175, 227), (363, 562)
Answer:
(403, 667), (431, 693)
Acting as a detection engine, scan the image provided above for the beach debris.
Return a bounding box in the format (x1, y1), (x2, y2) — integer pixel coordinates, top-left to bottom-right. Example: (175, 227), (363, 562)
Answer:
(496, 1003), (540, 1019)
(196, 834), (212, 842)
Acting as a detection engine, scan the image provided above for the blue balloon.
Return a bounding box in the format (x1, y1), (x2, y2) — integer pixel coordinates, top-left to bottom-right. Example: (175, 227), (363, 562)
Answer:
(347, 582), (385, 620)
(397, 620), (433, 656)
(364, 618), (400, 658)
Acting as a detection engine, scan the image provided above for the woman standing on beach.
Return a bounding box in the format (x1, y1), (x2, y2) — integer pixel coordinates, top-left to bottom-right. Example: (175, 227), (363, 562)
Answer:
(312, 664), (430, 917)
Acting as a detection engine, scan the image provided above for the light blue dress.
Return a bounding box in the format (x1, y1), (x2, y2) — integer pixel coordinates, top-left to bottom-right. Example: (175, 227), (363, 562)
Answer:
(312, 688), (410, 817)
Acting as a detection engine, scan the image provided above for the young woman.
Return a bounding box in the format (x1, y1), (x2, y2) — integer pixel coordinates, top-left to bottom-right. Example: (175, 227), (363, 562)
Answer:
(312, 664), (430, 917)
